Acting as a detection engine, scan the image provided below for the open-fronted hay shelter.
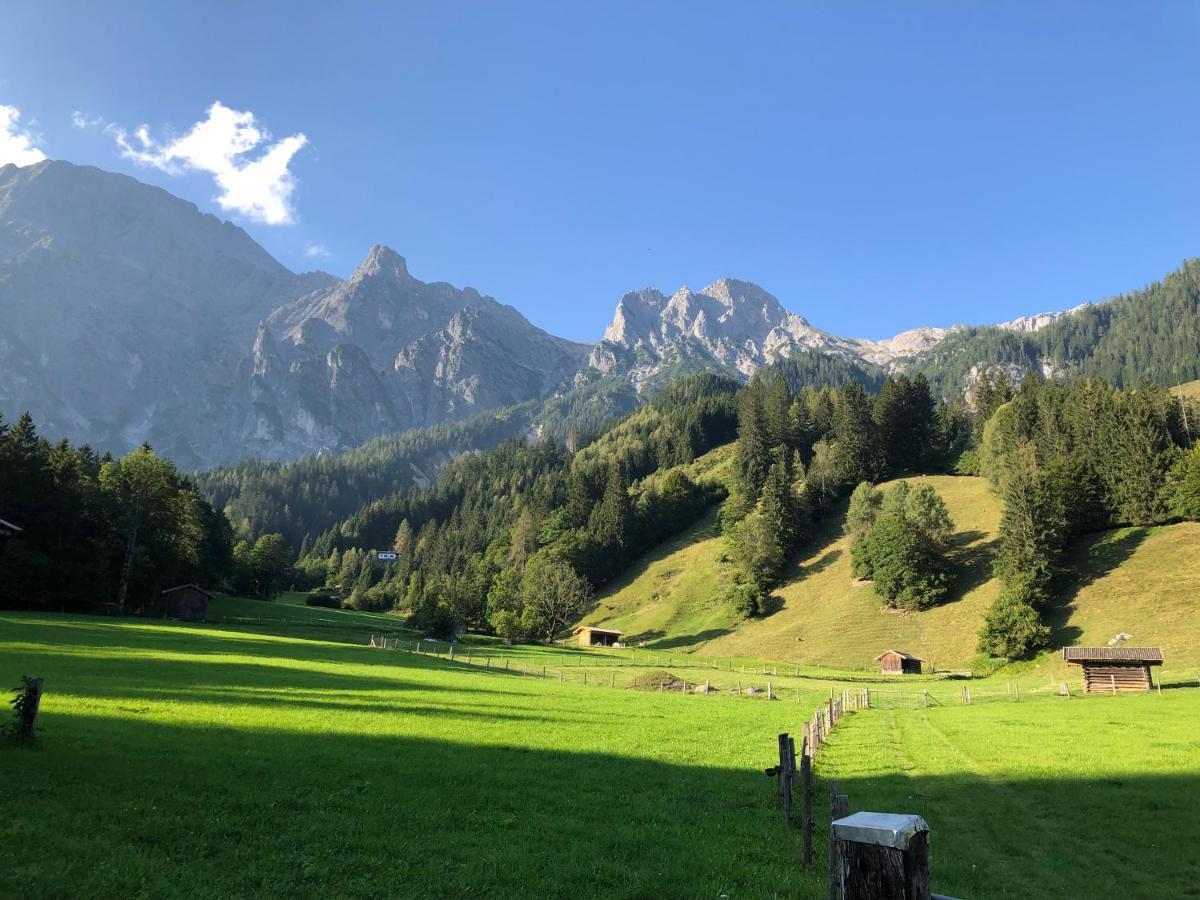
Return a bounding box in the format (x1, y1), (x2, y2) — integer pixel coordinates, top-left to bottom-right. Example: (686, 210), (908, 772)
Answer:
(157, 584), (213, 622)
(875, 650), (922, 675)
(573, 625), (623, 647)
(1063, 646), (1163, 692)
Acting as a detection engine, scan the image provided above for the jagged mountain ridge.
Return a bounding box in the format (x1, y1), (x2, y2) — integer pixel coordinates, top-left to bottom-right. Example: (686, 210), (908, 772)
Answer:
(0, 161), (589, 467)
(3, 158), (1160, 471)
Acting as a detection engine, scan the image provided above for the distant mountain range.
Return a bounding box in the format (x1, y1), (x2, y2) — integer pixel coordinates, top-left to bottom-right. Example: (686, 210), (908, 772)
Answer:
(2, 159), (1197, 468)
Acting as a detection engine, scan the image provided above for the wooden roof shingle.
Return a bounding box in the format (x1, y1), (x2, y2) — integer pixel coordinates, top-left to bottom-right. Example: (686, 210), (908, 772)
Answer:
(1062, 647), (1163, 663)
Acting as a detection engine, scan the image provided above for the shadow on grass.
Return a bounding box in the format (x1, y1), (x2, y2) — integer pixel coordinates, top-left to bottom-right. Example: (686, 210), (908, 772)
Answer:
(826, 766), (1200, 899)
(1047, 527), (1152, 645)
(1, 712), (809, 900)
(9, 709), (1198, 900)
(643, 627), (735, 649)
(801, 547), (843, 577)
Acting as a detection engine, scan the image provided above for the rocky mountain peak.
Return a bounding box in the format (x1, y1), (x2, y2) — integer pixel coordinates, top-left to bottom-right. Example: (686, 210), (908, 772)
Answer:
(351, 244), (412, 283)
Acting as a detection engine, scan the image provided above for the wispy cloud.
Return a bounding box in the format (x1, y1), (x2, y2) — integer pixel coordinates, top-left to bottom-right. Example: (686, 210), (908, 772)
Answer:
(304, 243), (330, 259)
(80, 101), (307, 225)
(0, 104), (46, 167)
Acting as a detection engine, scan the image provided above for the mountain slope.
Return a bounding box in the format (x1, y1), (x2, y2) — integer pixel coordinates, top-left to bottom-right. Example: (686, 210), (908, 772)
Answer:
(0, 160), (332, 465)
(0, 161), (587, 467)
(233, 244), (589, 462)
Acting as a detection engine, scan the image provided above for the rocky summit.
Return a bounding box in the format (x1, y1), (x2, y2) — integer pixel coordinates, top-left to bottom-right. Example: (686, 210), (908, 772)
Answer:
(0, 160), (1087, 468)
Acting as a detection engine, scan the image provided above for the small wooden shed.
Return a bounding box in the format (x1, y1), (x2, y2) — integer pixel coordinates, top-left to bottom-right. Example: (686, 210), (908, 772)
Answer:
(1063, 646), (1163, 693)
(573, 625), (623, 648)
(159, 584), (213, 622)
(875, 650), (922, 675)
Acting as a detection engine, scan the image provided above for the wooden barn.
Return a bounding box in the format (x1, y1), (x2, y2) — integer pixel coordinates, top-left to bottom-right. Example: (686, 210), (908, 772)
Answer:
(875, 649), (922, 675)
(573, 625), (623, 648)
(1063, 646), (1163, 693)
(158, 584), (213, 622)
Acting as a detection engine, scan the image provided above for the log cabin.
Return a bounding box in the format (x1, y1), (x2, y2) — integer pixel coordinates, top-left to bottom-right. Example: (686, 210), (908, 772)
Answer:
(1063, 646), (1163, 692)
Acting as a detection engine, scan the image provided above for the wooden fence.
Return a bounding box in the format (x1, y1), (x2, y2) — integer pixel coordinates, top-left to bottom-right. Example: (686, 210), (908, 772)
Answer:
(368, 636), (875, 700)
(765, 687), (865, 870)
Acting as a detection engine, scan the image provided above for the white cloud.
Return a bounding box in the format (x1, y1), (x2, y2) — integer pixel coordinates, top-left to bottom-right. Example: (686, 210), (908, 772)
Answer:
(0, 104), (47, 167)
(100, 101), (307, 225)
(304, 243), (330, 259)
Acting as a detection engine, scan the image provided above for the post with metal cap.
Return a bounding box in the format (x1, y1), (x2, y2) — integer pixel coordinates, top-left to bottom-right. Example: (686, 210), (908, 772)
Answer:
(832, 811), (930, 900)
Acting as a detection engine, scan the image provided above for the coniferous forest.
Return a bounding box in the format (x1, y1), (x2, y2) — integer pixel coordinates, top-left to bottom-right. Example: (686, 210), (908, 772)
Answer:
(3, 359), (1198, 659)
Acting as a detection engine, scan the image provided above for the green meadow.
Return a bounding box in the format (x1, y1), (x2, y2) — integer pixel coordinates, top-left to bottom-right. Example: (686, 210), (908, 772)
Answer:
(2, 599), (1198, 898)
(819, 695), (1200, 899)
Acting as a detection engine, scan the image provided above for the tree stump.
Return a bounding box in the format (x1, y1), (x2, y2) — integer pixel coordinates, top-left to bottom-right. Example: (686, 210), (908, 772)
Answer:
(833, 812), (930, 900)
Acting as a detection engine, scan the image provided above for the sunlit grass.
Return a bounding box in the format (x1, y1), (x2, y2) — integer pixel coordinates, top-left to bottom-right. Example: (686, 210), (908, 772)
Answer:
(0, 609), (825, 898)
(818, 692), (1200, 898)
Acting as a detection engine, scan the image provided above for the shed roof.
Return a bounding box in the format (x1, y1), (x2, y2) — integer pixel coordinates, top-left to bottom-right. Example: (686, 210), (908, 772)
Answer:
(1062, 647), (1163, 663)
(573, 625), (623, 635)
(874, 649), (921, 662)
(161, 583), (214, 599)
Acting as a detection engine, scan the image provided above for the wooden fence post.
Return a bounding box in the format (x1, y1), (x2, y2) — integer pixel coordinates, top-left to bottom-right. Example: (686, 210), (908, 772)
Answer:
(832, 812), (930, 900)
(828, 780), (850, 900)
(14, 676), (43, 738)
(801, 735), (814, 867)
(768, 681), (773, 701)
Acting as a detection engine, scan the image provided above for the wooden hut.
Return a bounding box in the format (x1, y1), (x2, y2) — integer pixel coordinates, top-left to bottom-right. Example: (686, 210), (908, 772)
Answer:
(573, 625), (623, 648)
(159, 584), (213, 622)
(875, 650), (922, 675)
(1063, 646), (1163, 693)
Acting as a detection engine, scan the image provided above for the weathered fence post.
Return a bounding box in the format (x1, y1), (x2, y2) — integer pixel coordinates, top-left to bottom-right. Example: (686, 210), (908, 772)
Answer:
(828, 780), (850, 900)
(831, 812), (930, 900)
(777, 733), (791, 823)
(14, 676), (43, 738)
(801, 735), (814, 866)
(768, 681), (773, 701)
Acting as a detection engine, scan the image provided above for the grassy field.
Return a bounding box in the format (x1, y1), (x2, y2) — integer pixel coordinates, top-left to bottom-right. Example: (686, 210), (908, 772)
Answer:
(818, 692), (1200, 898)
(3, 597), (1197, 898)
(0, 605), (826, 899)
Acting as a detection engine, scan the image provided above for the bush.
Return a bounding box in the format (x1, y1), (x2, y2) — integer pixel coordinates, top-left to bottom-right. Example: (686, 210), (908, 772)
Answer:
(854, 514), (952, 610)
(489, 609), (526, 645)
(305, 586), (344, 609)
(977, 588), (1050, 660)
(953, 448), (980, 476)
(726, 577), (766, 619)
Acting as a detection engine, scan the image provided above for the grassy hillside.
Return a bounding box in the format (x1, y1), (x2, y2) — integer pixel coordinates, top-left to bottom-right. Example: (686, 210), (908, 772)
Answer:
(585, 475), (1200, 676)
(1051, 524), (1200, 679)
(707, 476), (1002, 669)
(1176, 377), (1200, 401)
(587, 475), (1001, 668)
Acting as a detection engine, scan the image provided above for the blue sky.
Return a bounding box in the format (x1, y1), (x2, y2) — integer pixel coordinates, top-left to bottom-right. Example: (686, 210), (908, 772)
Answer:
(1, 1), (1198, 341)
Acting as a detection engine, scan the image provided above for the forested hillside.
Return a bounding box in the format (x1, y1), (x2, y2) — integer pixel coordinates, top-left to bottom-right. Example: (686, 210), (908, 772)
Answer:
(194, 403), (540, 547)
(910, 258), (1200, 393)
